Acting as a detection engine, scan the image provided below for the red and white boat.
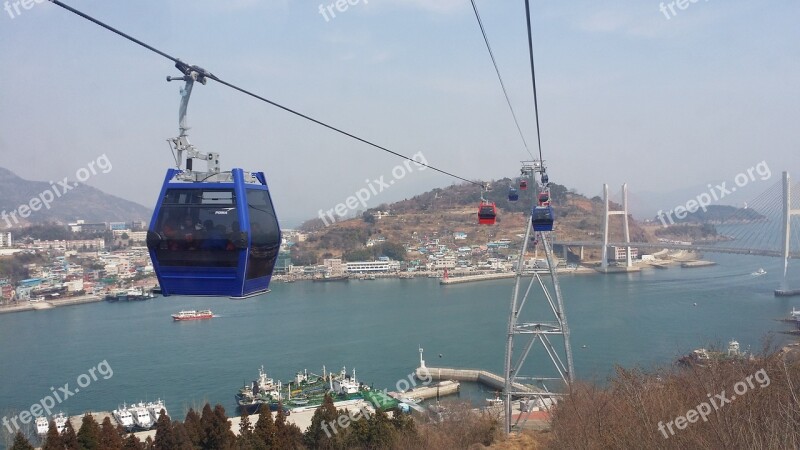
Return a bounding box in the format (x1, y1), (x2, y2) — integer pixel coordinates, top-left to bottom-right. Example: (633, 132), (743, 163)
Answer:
(171, 310), (214, 321)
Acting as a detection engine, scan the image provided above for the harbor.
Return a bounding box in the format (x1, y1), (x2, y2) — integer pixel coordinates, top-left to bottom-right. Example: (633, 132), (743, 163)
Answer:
(1, 254), (796, 446)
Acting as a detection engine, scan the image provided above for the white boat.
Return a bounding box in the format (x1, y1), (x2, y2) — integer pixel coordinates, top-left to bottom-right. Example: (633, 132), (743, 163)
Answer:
(790, 308), (800, 321)
(129, 402), (154, 430)
(146, 399), (168, 424)
(113, 403), (135, 430)
(35, 416), (49, 435)
(54, 412), (67, 434)
(751, 268), (766, 276)
(486, 393), (504, 406)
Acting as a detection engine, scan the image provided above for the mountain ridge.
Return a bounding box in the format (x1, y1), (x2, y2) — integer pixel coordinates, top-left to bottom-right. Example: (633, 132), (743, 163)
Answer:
(0, 167), (152, 228)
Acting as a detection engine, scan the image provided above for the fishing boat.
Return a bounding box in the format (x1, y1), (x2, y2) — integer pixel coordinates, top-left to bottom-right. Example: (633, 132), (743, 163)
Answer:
(751, 268), (767, 276)
(485, 390), (504, 406)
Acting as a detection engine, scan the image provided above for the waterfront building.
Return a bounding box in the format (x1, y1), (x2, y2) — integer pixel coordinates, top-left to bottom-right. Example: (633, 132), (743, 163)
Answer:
(0, 232), (11, 248)
(345, 260), (399, 273)
(611, 246), (638, 261)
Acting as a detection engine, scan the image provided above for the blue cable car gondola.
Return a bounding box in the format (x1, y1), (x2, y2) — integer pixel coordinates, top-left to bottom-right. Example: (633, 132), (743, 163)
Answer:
(147, 169), (281, 298)
(532, 205), (554, 232)
(146, 65), (281, 298)
(508, 187), (519, 202)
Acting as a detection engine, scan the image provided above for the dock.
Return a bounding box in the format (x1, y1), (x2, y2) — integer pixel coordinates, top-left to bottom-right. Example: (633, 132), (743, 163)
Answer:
(775, 289), (800, 297)
(415, 366), (537, 394)
(681, 260), (717, 268)
(390, 380), (460, 401)
(595, 265), (641, 274)
(0, 295), (103, 315)
(439, 273), (515, 285)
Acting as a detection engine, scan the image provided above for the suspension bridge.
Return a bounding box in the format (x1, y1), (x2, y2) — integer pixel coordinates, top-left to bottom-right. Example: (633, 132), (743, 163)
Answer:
(554, 171), (800, 296)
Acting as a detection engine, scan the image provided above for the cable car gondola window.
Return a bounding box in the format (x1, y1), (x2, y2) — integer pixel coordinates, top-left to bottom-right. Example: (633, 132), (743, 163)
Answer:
(151, 189), (240, 267)
(245, 189), (281, 280)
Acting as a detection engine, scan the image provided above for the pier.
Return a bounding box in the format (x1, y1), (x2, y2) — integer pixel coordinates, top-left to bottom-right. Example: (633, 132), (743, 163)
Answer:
(390, 380), (460, 401)
(775, 289), (800, 297)
(439, 273), (515, 285)
(0, 295), (103, 315)
(415, 366), (537, 394)
(680, 260), (717, 268)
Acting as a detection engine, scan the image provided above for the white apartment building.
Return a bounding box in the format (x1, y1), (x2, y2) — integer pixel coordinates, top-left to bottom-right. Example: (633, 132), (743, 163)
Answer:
(0, 232), (11, 248)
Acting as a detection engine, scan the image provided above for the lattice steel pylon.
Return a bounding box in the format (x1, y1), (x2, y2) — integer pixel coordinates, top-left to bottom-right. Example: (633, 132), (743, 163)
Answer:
(503, 161), (574, 434)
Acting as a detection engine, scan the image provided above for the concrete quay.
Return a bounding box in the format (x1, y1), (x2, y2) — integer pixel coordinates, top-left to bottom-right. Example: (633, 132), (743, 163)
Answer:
(439, 273), (516, 285)
(415, 366), (537, 394)
(0, 295), (103, 315)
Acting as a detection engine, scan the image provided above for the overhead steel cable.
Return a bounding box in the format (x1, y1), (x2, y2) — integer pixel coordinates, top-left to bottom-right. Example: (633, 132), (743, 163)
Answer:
(523, 0), (545, 162)
(468, 0), (534, 161)
(47, 0), (485, 188)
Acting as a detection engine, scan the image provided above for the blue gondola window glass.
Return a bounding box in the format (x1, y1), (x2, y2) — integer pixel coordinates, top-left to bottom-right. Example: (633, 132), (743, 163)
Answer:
(152, 189), (241, 267)
(245, 189), (281, 280)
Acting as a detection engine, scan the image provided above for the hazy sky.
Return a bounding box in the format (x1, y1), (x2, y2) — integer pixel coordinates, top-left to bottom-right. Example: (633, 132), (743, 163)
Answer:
(1, 0), (797, 226)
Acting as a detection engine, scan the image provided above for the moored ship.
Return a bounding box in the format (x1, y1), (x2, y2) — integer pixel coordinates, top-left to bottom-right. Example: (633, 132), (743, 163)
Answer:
(235, 365), (371, 414)
(147, 399), (168, 423)
(113, 403), (135, 431)
(129, 402), (154, 430)
(35, 416), (49, 435)
(54, 412), (68, 434)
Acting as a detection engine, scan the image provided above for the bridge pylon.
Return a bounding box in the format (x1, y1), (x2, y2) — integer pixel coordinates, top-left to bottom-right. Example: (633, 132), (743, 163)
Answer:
(602, 183), (632, 268)
(777, 171), (800, 296)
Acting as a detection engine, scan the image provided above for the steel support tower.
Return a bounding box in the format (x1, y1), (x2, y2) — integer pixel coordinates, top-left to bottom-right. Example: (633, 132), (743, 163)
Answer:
(503, 161), (574, 434)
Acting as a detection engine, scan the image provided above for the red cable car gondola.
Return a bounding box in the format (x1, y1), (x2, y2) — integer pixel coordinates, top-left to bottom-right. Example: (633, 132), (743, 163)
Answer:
(519, 180), (528, 190)
(478, 201), (497, 225)
(538, 192), (550, 205)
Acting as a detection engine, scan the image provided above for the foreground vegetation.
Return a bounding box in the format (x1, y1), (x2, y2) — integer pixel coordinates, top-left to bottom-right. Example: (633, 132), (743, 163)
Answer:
(544, 344), (800, 449)
(10, 345), (799, 449)
(7, 395), (499, 450)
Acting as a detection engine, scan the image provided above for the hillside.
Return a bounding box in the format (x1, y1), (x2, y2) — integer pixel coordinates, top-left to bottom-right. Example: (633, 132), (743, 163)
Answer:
(653, 204), (765, 225)
(0, 167), (151, 228)
(294, 178), (648, 263)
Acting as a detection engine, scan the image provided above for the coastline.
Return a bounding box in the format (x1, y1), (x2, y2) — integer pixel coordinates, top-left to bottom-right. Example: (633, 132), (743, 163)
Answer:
(0, 294), (103, 315)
